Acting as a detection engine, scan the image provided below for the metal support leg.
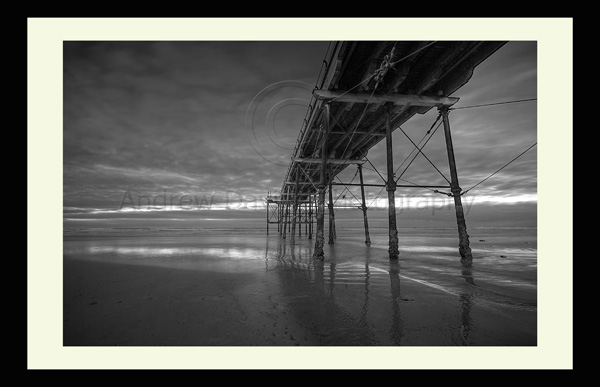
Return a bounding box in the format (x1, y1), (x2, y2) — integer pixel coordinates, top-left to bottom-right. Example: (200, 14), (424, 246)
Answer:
(291, 171), (299, 245)
(282, 188), (289, 239)
(328, 182), (336, 244)
(358, 164), (371, 244)
(440, 107), (473, 266)
(309, 194), (313, 239)
(313, 104), (330, 261)
(386, 108), (399, 260)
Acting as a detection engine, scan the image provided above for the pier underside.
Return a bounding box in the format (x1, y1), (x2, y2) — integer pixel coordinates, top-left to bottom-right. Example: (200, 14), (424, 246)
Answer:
(266, 41), (507, 265)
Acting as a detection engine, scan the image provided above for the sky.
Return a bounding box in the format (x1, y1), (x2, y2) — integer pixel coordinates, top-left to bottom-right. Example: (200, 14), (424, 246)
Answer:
(63, 40), (537, 219)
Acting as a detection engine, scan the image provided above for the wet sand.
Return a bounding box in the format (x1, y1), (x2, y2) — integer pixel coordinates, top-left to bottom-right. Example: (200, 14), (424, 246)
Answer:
(63, 228), (536, 346)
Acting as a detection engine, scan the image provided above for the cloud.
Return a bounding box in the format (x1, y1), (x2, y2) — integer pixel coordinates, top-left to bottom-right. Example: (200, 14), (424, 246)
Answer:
(63, 41), (536, 213)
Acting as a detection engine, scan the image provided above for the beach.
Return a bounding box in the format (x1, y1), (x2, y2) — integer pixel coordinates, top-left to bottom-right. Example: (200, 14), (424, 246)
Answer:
(26, 27), (574, 368)
(63, 220), (537, 346)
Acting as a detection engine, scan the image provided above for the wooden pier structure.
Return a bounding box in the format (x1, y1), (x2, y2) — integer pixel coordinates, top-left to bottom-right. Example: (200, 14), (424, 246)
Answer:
(265, 41), (507, 266)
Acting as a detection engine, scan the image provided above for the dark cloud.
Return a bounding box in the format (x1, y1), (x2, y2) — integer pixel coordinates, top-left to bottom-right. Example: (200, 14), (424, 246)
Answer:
(63, 41), (536, 212)
(63, 41), (328, 209)
(347, 42), (537, 203)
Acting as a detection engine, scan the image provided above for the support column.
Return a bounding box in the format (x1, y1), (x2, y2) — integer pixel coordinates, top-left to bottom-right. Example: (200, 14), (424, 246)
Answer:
(308, 194), (313, 239)
(266, 197), (269, 235)
(286, 203), (292, 234)
(313, 104), (330, 261)
(291, 170), (299, 245)
(299, 202), (302, 238)
(314, 188), (326, 259)
(278, 202), (282, 234)
(280, 201), (284, 235)
(289, 204), (292, 234)
(304, 202), (308, 236)
(282, 188), (289, 239)
(385, 107), (399, 260)
(328, 182), (336, 244)
(358, 164), (372, 244)
(440, 107), (473, 266)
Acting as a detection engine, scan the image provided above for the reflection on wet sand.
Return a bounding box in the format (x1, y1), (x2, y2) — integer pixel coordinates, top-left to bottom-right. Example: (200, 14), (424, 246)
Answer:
(64, 230), (536, 346)
(259, 235), (536, 345)
(358, 250), (370, 332)
(264, 237), (408, 345)
(388, 261), (403, 345)
(458, 268), (475, 345)
(328, 261), (336, 297)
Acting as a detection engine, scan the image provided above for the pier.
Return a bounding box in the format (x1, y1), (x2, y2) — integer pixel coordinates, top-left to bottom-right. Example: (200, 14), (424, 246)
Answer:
(266, 41), (507, 266)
